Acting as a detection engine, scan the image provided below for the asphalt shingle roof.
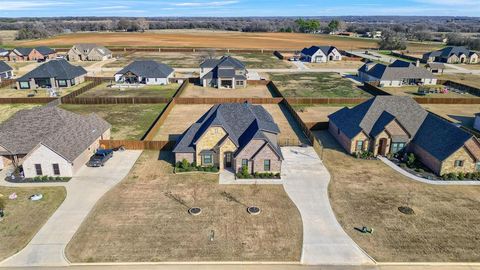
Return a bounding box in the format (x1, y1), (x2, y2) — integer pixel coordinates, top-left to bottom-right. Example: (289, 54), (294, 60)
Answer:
(17, 59), (87, 82)
(359, 61), (434, 81)
(173, 103), (282, 159)
(73, 44), (112, 56)
(116, 60), (174, 78)
(200, 56), (245, 69)
(0, 106), (111, 162)
(0, 61), (12, 73)
(13, 47), (33, 56)
(301, 46), (337, 57)
(35, 46), (56, 56)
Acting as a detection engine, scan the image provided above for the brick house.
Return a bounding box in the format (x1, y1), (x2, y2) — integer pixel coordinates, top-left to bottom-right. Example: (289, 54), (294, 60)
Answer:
(0, 106), (110, 176)
(199, 56), (248, 89)
(423, 46), (478, 64)
(0, 61), (13, 82)
(328, 96), (480, 176)
(173, 103), (283, 175)
(7, 47), (56, 62)
(16, 59), (87, 90)
(300, 46), (342, 63)
(67, 44), (112, 61)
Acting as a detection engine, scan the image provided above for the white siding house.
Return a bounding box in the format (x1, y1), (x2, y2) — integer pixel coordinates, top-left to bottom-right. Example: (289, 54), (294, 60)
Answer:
(301, 46), (342, 63)
(115, 60), (174, 85)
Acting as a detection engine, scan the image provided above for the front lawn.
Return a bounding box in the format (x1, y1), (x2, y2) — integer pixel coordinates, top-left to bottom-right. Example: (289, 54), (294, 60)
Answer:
(315, 130), (480, 262)
(0, 186), (66, 261)
(66, 151), (302, 262)
(59, 104), (165, 140)
(269, 72), (371, 98)
(79, 82), (179, 98)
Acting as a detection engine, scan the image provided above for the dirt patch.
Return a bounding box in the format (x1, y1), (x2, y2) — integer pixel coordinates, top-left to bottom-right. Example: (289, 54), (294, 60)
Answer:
(315, 130), (480, 262)
(305, 60), (364, 69)
(65, 151), (302, 262)
(421, 104), (480, 129)
(79, 83), (179, 98)
(180, 84), (274, 98)
(262, 104), (309, 145)
(294, 105), (345, 123)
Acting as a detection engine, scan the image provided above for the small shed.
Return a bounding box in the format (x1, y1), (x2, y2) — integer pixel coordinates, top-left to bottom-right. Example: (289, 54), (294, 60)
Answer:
(425, 62), (445, 74)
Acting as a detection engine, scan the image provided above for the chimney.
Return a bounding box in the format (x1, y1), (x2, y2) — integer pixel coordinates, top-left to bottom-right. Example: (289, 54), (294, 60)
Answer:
(416, 60), (420, 67)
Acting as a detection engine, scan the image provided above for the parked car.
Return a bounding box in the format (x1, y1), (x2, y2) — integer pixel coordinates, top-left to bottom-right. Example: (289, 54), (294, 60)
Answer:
(87, 149), (113, 167)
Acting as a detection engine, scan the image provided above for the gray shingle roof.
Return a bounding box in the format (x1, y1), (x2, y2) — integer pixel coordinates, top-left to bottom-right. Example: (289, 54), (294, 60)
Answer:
(301, 46), (337, 57)
(116, 60), (174, 78)
(73, 44), (112, 56)
(17, 59), (87, 82)
(328, 96), (428, 139)
(426, 62), (445, 70)
(35, 46), (56, 56)
(0, 106), (110, 162)
(359, 61), (434, 81)
(200, 56), (245, 69)
(173, 103), (282, 159)
(13, 47), (33, 56)
(0, 61), (12, 73)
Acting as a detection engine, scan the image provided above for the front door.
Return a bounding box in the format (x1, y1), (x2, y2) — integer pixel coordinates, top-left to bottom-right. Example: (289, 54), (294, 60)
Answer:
(378, 138), (388, 156)
(224, 152), (232, 168)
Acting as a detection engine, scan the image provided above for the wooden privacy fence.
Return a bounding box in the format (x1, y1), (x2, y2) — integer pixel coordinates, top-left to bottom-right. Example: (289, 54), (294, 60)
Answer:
(61, 80), (103, 102)
(0, 79), (15, 88)
(176, 97), (283, 104)
(100, 140), (175, 150)
(0, 97), (58, 104)
(63, 96), (171, 105)
(286, 97), (369, 105)
(142, 99), (177, 140)
(53, 47), (291, 54)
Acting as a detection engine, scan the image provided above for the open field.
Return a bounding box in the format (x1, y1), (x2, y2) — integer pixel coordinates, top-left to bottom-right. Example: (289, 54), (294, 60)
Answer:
(79, 82), (179, 98)
(437, 74), (480, 89)
(381, 85), (479, 99)
(66, 150), (302, 262)
(0, 30), (17, 45)
(421, 104), (480, 129)
(305, 60), (365, 69)
(269, 72), (371, 98)
(106, 51), (293, 69)
(0, 82), (91, 98)
(315, 130), (480, 262)
(0, 186), (66, 261)
(60, 104), (165, 140)
(0, 104), (42, 123)
(180, 84), (274, 98)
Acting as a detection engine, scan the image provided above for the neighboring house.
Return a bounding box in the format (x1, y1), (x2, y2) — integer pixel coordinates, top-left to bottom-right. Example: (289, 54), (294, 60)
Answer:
(328, 96), (480, 176)
(365, 31), (382, 39)
(67, 44), (112, 61)
(173, 103), (283, 175)
(423, 46), (478, 64)
(0, 61), (13, 82)
(474, 113), (480, 132)
(300, 46), (342, 63)
(114, 60), (174, 85)
(16, 59), (87, 89)
(0, 106), (111, 177)
(358, 60), (437, 87)
(0, 48), (8, 59)
(7, 47), (56, 61)
(425, 62), (445, 74)
(199, 56), (248, 89)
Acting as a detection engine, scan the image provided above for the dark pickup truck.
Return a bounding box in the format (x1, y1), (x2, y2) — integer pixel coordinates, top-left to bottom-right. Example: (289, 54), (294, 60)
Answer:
(87, 149), (113, 167)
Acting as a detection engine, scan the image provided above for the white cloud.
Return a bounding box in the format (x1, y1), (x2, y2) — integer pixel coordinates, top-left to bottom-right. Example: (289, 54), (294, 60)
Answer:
(173, 1), (239, 7)
(413, 0), (479, 5)
(0, 1), (71, 10)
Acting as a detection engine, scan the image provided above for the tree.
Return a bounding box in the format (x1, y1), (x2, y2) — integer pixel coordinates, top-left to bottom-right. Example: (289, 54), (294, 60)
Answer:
(116, 19), (130, 31)
(136, 18), (149, 32)
(295, 19), (320, 33)
(328, 20), (340, 32)
(378, 30), (407, 50)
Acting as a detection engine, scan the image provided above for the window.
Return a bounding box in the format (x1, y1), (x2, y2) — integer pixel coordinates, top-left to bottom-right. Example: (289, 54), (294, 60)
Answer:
(52, 164), (60, 175)
(236, 80), (244, 86)
(202, 154), (213, 165)
(19, 81), (30, 89)
(70, 79), (76, 86)
(57, 80), (67, 87)
(454, 160), (464, 167)
(476, 162), (480, 172)
(264, 160), (271, 171)
(355, 140), (364, 151)
(35, 164), (43, 176)
(242, 159), (248, 169)
(391, 142), (406, 154)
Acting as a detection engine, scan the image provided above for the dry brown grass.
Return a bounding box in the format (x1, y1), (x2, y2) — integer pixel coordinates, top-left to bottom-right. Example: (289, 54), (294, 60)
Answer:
(65, 150), (302, 262)
(305, 60), (365, 69)
(79, 83), (179, 98)
(315, 130), (480, 262)
(262, 104), (309, 145)
(180, 84), (274, 98)
(0, 186), (66, 261)
(0, 104), (42, 123)
(294, 105), (345, 123)
(421, 104), (480, 129)
(381, 86), (479, 99)
(0, 82), (89, 98)
(16, 31), (379, 50)
(438, 74), (480, 89)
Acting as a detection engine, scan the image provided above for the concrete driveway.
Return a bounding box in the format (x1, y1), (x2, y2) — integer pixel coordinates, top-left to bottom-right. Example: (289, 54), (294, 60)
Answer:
(281, 147), (373, 265)
(0, 150), (142, 267)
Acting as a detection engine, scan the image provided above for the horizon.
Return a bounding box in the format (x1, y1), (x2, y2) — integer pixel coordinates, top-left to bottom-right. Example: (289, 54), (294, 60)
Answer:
(1, 0), (480, 17)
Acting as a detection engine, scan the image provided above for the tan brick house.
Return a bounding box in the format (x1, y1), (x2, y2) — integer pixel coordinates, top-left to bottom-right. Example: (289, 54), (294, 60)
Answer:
(173, 103), (283, 175)
(7, 47), (56, 62)
(328, 96), (480, 176)
(67, 44), (112, 61)
(423, 46), (478, 64)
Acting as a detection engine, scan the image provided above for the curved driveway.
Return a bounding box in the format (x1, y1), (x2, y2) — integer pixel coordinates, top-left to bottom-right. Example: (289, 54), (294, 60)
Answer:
(281, 147), (374, 265)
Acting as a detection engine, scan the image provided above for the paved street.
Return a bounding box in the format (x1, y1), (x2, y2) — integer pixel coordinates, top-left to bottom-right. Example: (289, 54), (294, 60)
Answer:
(0, 150), (142, 267)
(281, 147), (373, 265)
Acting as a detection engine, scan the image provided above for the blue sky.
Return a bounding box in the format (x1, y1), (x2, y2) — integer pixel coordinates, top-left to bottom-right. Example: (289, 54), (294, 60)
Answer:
(0, 0), (479, 17)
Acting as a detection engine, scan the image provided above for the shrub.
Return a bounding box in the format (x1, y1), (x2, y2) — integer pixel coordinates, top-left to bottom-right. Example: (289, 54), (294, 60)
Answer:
(406, 153), (416, 168)
(55, 176), (62, 181)
(465, 172), (473, 180)
(181, 159), (190, 170)
(0, 197), (5, 210)
(275, 173), (281, 178)
(447, 172), (457, 180)
(41, 175), (48, 181)
(33, 176), (41, 182)
(457, 172), (465, 180)
(441, 174), (449, 180)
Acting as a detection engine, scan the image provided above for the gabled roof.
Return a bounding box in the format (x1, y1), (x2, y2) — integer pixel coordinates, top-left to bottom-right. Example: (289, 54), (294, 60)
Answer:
(17, 59), (87, 82)
(200, 55), (245, 69)
(0, 61), (12, 73)
(301, 46), (338, 57)
(426, 46), (476, 59)
(0, 48), (8, 54)
(173, 103), (282, 159)
(328, 96), (428, 139)
(358, 61), (434, 81)
(0, 106), (111, 162)
(426, 62), (445, 69)
(116, 60), (174, 78)
(13, 47), (33, 56)
(35, 46), (55, 56)
(412, 113), (473, 161)
(73, 44), (112, 56)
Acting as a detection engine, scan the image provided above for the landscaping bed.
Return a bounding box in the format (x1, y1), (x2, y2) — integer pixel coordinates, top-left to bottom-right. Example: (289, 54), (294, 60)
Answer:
(175, 159), (219, 174)
(269, 72), (371, 98)
(60, 104), (165, 140)
(66, 151), (302, 262)
(5, 175), (71, 183)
